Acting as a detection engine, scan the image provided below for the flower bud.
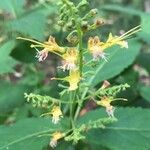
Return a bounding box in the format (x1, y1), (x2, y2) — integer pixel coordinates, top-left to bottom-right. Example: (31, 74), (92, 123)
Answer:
(90, 9), (98, 16)
(66, 22), (74, 31)
(77, 0), (89, 9)
(67, 35), (78, 45)
(81, 21), (88, 32)
(58, 20), (65, 26)
(95, 19), (105, 27)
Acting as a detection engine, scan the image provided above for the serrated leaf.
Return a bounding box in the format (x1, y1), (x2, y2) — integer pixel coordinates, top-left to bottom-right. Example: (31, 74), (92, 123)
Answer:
(7, 10), (47, 40)
(0, 41), (18, 74)
(0, 118), (65, 150)
(79, 108), (150, 150)
(1, 0), (56, 40)
(85, 40), (141, 87)
(140, 86), (150, 102)
(77, 107), (112, 126)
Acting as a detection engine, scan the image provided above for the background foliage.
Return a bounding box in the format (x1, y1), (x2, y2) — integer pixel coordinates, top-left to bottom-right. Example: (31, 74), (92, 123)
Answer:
(0, 0), (150, 150)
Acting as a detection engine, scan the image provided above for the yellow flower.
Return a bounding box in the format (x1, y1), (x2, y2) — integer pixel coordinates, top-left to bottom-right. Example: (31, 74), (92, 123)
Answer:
(35, 48), (49, 62)
(88, 36), (107, 61)
(61, 48), (78, 71)
(51, 106), (63, 124)
(17, 36), (65, 61)
(66, 70), (80, 91)
(41, 105), (63, 124)
(51, 70), (81, 91)
(88, 25), (141, 61)
(96, 96), (115, 117)
(102, 32), (128, 49)
(49, 131), (65, 148)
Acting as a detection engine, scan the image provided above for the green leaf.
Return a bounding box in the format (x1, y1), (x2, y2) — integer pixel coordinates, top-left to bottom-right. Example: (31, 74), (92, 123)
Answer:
(140, 86), (150, 102)
(101, 5), (150, 44)
(101, 4), (142, 16)
(11, 41), (36, 63)
(79, 108), (150, 150)
(1, 0), (56, 40)
(0, 118), (64, 150)
(0, 0), (25, 16)
(0, 41), (16, 56)
(77, 107), (113, 127)
(0, 81), (27, 113)
(138, 13), (150, 44)
(86, 40), (141, 87)
(7, 10), (47, 40)
(141, 13), (150, 32)
(0, 41), (18, 74)
(136, 52), (150, 73)
(54, 142), (75, 150)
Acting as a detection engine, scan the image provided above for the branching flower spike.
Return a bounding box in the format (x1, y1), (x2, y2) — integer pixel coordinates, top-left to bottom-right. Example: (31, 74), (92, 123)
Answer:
(20, 0), (141, 148)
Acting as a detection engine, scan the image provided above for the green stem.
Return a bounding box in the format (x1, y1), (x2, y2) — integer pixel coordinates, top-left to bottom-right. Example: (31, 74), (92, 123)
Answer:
(76, 21), (83, 77)
(74, 88), (88, 120)
(69, 91), (74, 128)
(73, 18), (84, 120)
(74, 101), (81, 120)
(69, 90), (77, 128)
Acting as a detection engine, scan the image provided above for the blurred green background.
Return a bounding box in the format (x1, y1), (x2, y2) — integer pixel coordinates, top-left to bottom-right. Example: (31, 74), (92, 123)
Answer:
(0, 0), (150, 150)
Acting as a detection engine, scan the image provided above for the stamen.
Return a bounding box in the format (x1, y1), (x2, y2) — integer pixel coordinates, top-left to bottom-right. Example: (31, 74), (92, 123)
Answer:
(17, 37), (45, 46)
(117, 25), (141, 40)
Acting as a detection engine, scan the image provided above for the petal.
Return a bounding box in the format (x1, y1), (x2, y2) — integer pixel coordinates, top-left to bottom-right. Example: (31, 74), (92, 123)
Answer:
(117, 40), (128, 48)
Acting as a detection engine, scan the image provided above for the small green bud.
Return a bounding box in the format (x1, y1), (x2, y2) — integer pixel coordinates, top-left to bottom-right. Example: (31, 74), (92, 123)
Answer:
(66, 30), (78, 44)
(90, 8), (98, 16)
(81, 21), (88, 32)
(65, 21), (74, 30)
(77, 0), (89, 9)
(60, 13), (65, 20)
(60, 5), (66, 13)
(67, 35), (78, 45)
(58, 20), (65, 26)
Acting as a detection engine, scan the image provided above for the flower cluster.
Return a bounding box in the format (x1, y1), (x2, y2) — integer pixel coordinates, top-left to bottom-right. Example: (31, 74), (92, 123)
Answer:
(17, 24), (140, 92)
(17, 36), (81, 91)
